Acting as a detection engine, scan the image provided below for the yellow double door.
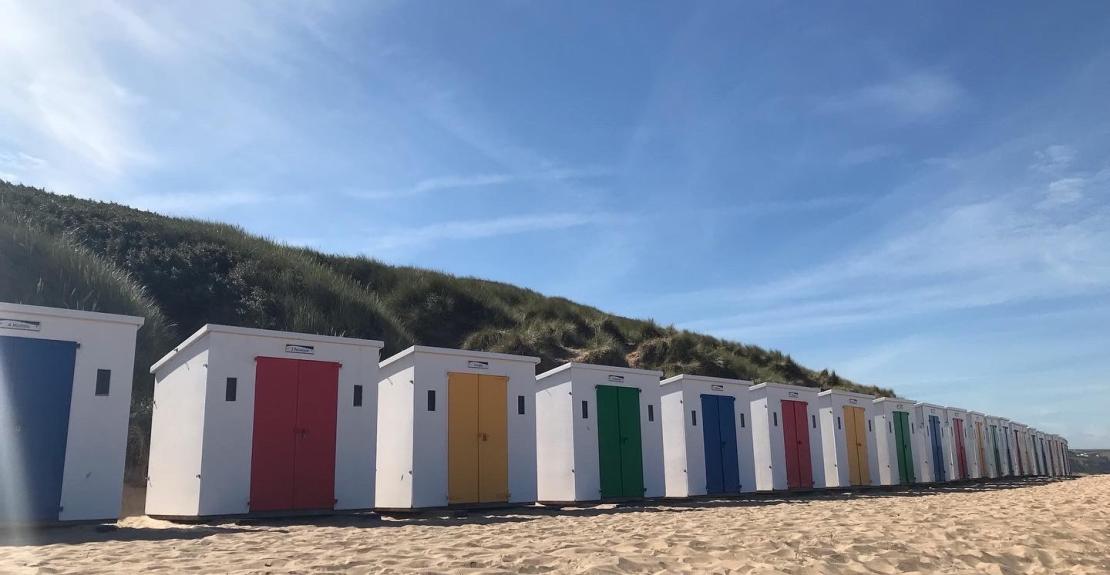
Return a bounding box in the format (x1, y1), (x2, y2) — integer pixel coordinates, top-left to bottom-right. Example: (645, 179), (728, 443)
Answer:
(842, 406), (871, 486)
(447, 373), (509, 504)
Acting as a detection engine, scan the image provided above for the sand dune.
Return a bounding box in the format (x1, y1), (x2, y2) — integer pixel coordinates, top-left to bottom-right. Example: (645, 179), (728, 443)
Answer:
(2, 476), (1108, 574)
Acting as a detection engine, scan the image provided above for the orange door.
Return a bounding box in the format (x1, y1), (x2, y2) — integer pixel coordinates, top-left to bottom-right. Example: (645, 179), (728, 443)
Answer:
(477, 375), (509, 503)
(448, 373), (509, 504)
(448, 373), (480, 504)
(842, 406), (861, 485)
(843, 406), (869, 485)
(853, 406), (870, 485)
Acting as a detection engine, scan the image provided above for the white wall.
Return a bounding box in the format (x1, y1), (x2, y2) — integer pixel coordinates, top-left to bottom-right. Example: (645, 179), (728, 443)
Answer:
(535, 376), (575, 502)
(375, 358), (415, 509)
(147, 345), (208, 517)
(0, 304), (143, 522)
(660, 389), (689, 497)
(404, 349), (538, 508)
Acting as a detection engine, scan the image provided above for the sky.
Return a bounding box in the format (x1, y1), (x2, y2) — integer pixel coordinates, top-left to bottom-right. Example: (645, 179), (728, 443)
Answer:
(1, 1), (1108, 447)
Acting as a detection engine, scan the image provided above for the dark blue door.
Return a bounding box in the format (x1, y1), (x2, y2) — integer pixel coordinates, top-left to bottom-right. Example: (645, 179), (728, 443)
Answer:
(700, 394), (741, 494)
(0, 335), (77, 523)
(700, 395), (723, 494)
(928, 415), (947, 482)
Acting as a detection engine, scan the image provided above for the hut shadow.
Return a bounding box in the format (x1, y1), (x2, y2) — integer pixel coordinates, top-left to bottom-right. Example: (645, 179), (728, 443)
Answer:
(0, 522), (256, 547)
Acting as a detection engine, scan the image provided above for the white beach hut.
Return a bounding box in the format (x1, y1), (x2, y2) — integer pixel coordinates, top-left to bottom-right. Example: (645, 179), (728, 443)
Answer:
(375, 346), (539, 509)
(1011, 423), (1031, 476)
(872, 398), (920, 485)
(660, 375), (755, 497)
(536, 362), (665, 502)
(998, 418), (1016, 477)
(1034, 430), (1049, 476)
(914, 402), (950, 483)
(968, 412), (989, 479)
(983, 415), (1005, 479)
(944, 407), (973, 481)
(749, 382), (824, 491)
(818, 389), (878, 488)
(146, 325), (383, 518)
(0, 303), (143, 525)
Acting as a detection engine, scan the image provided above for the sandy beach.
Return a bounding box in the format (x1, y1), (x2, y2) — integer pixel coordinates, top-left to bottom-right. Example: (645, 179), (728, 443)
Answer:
(2, 475), (1107, 574)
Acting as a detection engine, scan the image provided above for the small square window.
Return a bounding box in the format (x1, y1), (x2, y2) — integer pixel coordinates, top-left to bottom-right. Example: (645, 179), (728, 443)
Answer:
(648, 404), (654, 422)
(518, 395), (526, 415)
(427, 390), (436, 411)
(740, 412), (746, 428)
(225, 377), (237, 402)
(95, 369), (111, 396)
(354, 385), (364, 407)
(691, 410), (697, 427)
(581, 400), (589, 419)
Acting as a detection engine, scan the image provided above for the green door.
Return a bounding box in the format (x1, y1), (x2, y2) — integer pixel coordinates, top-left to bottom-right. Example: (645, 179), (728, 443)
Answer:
(893, 411), (915, 484)
(596, 385), (644, 498)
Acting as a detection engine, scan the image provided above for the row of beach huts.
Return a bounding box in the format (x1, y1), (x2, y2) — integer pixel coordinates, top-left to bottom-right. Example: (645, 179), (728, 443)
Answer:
(0, 303), (1072, 525)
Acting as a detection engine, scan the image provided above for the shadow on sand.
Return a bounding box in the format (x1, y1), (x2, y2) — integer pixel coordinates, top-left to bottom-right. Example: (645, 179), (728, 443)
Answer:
(1, 476), (1074, 547)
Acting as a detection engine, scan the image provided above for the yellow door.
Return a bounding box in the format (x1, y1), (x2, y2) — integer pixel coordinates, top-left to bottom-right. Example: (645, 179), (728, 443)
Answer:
(842, 406), (861, 485)
(976, 422), (987, 473)
(852, 406), (870, 485)
(477, 375), (509, 503)
(448, 373), (480, 504)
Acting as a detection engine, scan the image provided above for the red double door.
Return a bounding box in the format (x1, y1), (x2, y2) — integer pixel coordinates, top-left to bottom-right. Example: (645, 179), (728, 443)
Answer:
(952, 418), (969, 479)
(781, 399), (814, 489)
(250, 357), (340, 512)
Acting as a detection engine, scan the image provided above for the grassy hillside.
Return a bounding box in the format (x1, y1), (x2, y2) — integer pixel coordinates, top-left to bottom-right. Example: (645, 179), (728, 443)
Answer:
(0, 180), (893, 477)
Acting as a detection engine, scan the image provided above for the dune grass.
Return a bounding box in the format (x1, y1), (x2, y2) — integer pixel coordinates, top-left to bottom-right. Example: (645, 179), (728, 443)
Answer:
(0, 179), (893, 479)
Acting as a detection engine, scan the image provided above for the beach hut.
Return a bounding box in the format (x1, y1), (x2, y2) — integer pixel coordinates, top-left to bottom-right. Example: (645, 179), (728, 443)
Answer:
(536, 362), (665, 502)
(749, 382), (824, 491)
(968, 412), (989, 479)
(375, 346), (539, 509)
(1012, 423), (1032, 476)
(660, 375), (755, 497)
(1035, 430), (1049, 476)
(1062, 437), (1071, 475)
(910, 404), (945, 483)
(998, 418), (1016, 477)
(944, 407), (972, 480)
(984, 415), (1004, 479)
(0, 303), (143, 525)
(145, 325), (382, 518)
(872, 398), (919, 485)
(818, 389), (878, 488)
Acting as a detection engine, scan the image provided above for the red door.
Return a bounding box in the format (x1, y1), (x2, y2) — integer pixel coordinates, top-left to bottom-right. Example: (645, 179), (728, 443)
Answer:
(953, 419), (968, 479)
(250, 357), (339, 512)
(782, 400), (813, 489)
(250, 358), (299, 511)
(293, 360), (340, 509)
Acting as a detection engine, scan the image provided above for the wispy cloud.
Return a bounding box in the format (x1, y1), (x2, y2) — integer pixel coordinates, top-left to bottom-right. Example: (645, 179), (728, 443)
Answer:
(127, 190), (305, 216)
(820, 71), (964, 121)
(1031, 144), (1077, 174)
(838, 144), (899, 167)
(347, 166), (610, 200)
(364, 212), (633, 254)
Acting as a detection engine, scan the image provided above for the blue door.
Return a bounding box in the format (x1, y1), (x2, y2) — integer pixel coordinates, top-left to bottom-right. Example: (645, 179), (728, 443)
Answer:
(1004, 431), (1013, 474)
(928, 415), (947, 482)
(700, 394), (741, 494)
(0, 335), (78, 523)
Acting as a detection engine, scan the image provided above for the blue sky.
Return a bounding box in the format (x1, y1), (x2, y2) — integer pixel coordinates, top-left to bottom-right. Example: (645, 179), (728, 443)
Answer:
(2, 2), (1108, 446)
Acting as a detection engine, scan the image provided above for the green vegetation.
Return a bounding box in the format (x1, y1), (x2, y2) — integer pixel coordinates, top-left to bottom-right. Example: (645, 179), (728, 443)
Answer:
(1070, 450), (1110, 475)
(0, 180), (893, 479)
